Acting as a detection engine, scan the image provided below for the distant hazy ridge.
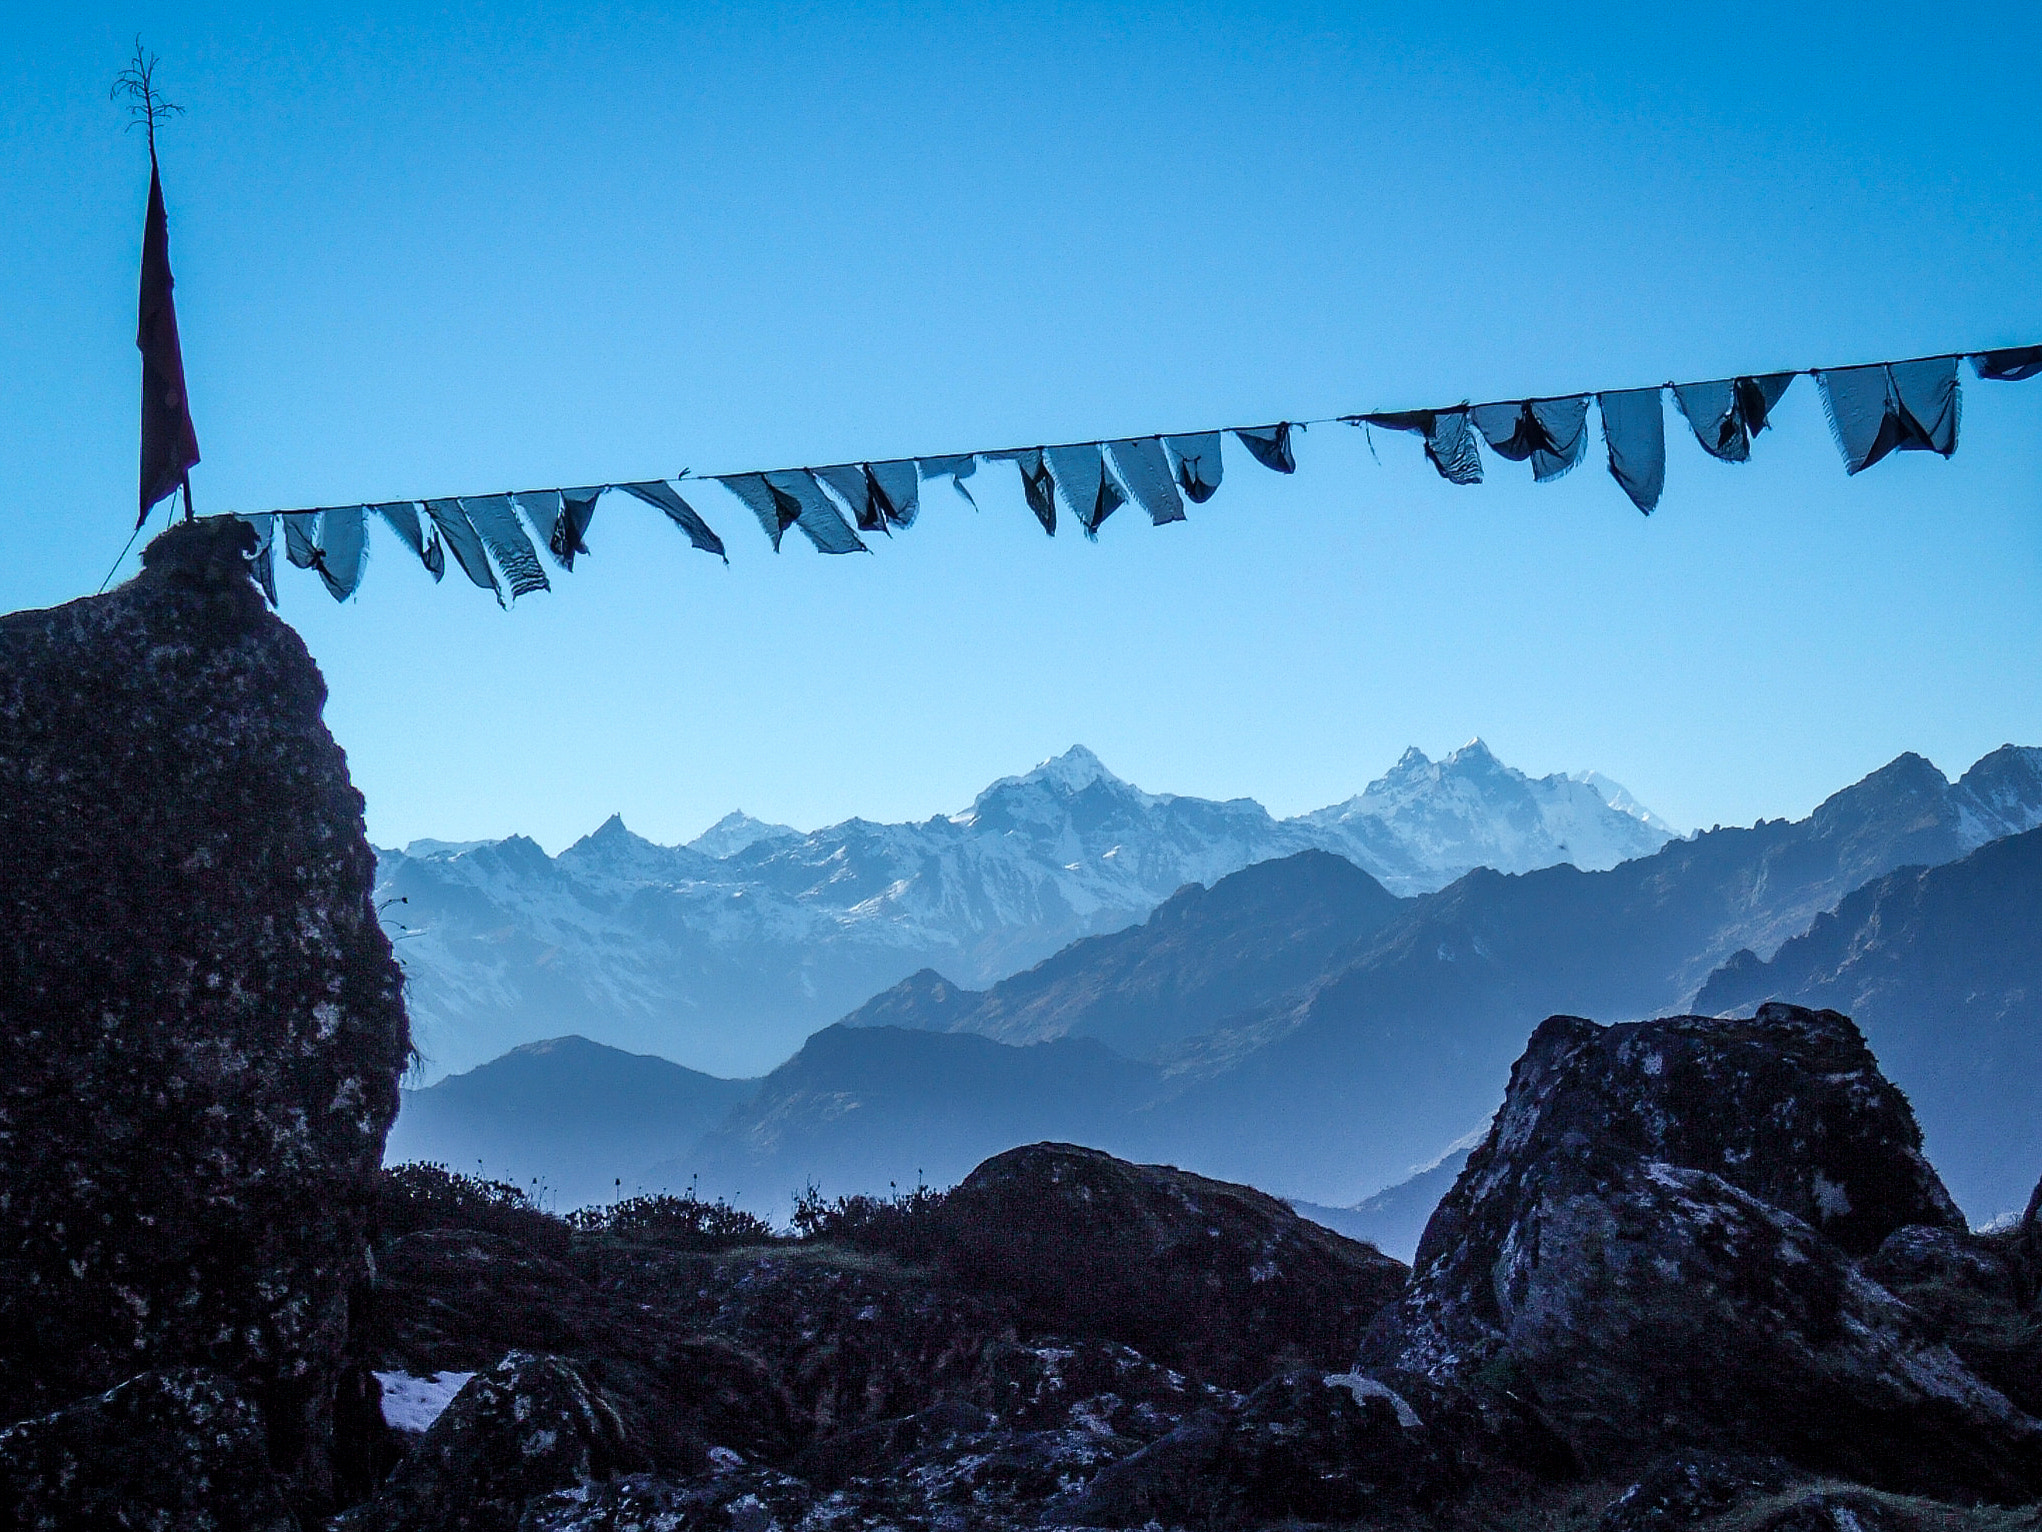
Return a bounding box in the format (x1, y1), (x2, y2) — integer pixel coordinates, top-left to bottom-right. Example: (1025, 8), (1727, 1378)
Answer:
(391, 746), (2042, 1233)
(379, 740), (1673, 1079)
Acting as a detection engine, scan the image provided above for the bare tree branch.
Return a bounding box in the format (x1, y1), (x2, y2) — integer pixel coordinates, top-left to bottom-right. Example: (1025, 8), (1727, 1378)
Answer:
(110, 39), (182, 161)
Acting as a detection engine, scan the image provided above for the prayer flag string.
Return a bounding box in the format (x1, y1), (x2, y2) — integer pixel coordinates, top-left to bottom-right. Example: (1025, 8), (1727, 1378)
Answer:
(229, 343), (2042, 605)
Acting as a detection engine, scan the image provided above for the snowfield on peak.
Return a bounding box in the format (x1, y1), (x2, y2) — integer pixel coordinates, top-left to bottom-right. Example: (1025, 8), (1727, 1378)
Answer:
(1292, 739), (1674, 890)
(377, 743), (1676, 1080)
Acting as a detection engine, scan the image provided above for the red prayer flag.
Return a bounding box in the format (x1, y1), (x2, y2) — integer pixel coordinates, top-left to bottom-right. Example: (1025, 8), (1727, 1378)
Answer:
(136, 157), (200, 525)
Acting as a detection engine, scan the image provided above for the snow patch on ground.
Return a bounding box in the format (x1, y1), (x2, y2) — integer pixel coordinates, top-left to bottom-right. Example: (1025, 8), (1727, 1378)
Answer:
(375, 1370), (475, 1435)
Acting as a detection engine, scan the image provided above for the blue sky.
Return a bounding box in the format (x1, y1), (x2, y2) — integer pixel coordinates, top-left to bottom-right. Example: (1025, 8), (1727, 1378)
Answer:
(3, 2), (2039, 851)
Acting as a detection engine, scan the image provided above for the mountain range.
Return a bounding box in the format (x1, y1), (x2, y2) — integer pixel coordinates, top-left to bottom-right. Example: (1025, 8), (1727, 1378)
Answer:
(377, 740), (1674, 1079)
(392, 744), (2042, 1229)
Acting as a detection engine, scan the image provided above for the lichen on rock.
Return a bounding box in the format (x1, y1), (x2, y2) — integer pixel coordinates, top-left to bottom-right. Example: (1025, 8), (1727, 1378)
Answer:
(0, 1367), (299, 1531)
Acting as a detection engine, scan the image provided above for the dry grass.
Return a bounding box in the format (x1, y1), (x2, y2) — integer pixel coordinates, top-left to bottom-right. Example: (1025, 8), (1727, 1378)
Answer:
(1705, 1483), (2042, 1532)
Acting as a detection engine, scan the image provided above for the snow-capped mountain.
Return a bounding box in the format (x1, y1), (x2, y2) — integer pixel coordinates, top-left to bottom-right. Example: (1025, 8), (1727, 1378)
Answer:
(377, 743), (1675, 1081)
(1292, 740), (1673, 888)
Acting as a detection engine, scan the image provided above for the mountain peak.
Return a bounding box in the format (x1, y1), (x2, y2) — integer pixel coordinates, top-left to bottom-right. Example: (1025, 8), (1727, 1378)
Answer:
(1572, 771), (1678, 834)
(559, 812), (672, 870)
(968, 745), (1132, 805)
(1024, 744), (1121, 792)
(960, 746), (1144, 825)
(1301, 740), (1678, 889)
(1810, 753), (1954, 833)
(401, 837), (493, 860)
(1444, 738), (1502, 770)
(688, 810), (801, 860)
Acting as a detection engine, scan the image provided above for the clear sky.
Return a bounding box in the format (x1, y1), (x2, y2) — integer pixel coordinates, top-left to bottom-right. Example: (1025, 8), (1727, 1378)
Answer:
(4, 2), (2039, 851)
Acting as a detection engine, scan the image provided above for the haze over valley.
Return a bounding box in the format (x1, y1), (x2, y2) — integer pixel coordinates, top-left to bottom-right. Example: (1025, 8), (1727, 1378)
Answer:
(386, 738), (2042, 1245)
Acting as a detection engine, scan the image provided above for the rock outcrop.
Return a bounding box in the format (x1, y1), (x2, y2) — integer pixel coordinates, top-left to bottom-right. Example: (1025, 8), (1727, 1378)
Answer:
(1063, 1368), (1456, 1527)
(334, 1352), (628, 1532)
(0, 1368), (298, 1531)
(350, 1156), (1407, 1530)
(937, 1142), (1410, 1386)
(1364, 1004), (2042, 1500)
(0, 518), (410, 1512)
(1411, 1003), (1962, 1267)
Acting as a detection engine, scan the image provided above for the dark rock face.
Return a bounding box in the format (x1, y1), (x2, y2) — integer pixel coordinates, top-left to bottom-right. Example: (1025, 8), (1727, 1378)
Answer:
(336, 1352), (627, 1532)
(939, 1142), (1409, 1387)
(0, 518), (410, 1508)
(1863, 1224), (2042, 1417)
(579, 1243), (1007, 1446)
(1065, 1370), (1455, 1528)
(362, 1195), (1428, 1530)
(1472, 1158), (2033, 1497)
(0, 1367), (297, 1532)
(1366, 1005), (2042, 1499)
(1413, 1004), (1960, 1269)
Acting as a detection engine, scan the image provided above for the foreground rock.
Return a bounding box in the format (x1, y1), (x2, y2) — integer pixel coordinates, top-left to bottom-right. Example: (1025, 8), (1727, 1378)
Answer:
(938, 1142), (1410, 1386)
(347, 1156), (1416, 1529)
(346, 1022), (2042, 1526)
(0, 518), (410, 1512)
(335, 1353), (628, 1532)
(0, 1368), (296, 1531)
(1411, 1002), (1962, 1264)
(1364, 1004), (2042, 1499)
(1062, 1369), (1456, 1527)
(1862, 1221), (2042, 1419)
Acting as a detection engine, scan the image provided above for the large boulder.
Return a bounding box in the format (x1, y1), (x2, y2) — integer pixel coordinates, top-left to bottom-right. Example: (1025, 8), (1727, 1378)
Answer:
(1414, 1004), (1961, 1271)
(1364, 1006), (2042, 1500)
(1058, 1370), (1453, 1528)
(937, 1142), (1409, 1386)
(337, 1352), (628, 1532)
(0, 1367), (297, 1532)
(0, 518), (410, 1509)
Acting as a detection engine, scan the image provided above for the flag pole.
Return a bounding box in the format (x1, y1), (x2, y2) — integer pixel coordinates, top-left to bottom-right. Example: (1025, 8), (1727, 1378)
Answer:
(113, 43), (201, 532)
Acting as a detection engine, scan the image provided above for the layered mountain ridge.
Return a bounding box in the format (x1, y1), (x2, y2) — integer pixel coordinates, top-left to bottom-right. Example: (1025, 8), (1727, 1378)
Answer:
(1696, 824), (2042, 1219)
(379, 740), (1675, 1079)
(394, 745), (2042, 1229)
